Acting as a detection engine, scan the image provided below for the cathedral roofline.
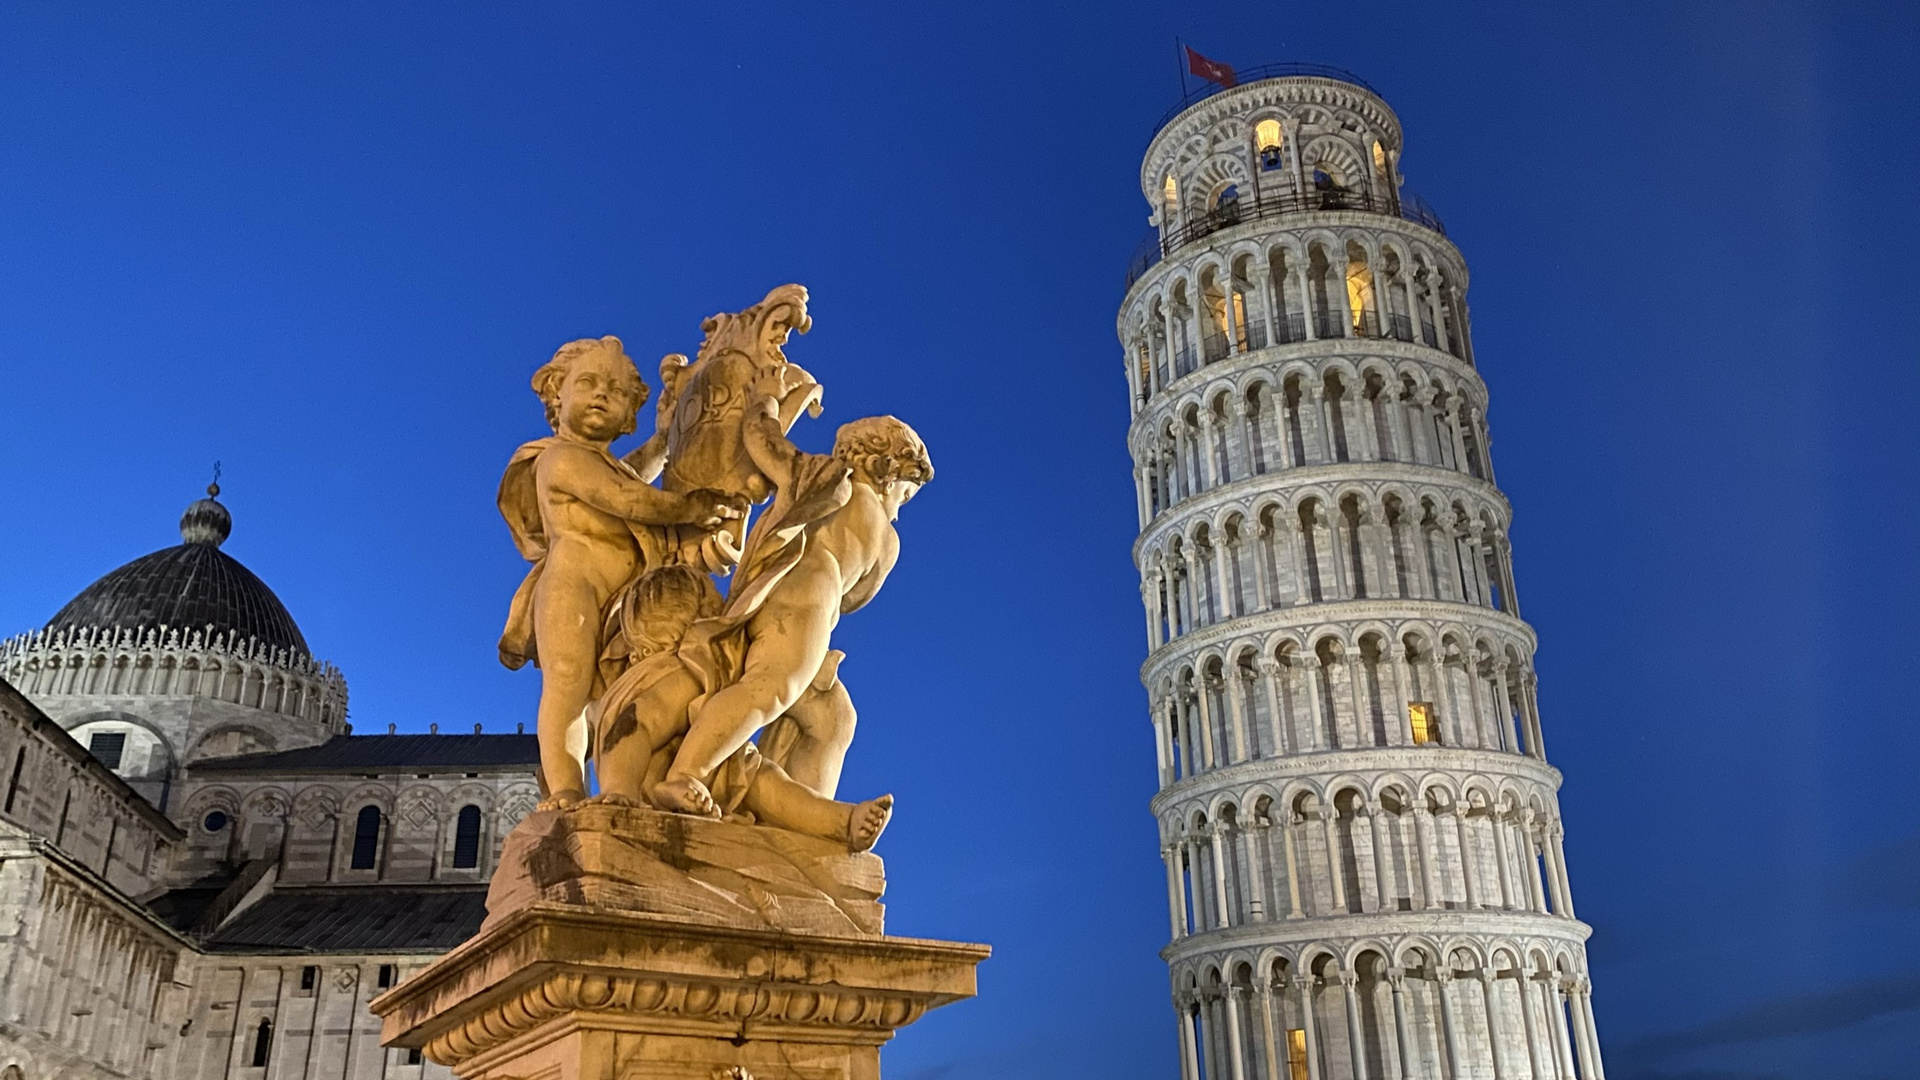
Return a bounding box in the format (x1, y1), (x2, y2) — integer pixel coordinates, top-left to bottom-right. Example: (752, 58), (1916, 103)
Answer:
(0, 675), (184, 840)
(191, 733), (540, 774)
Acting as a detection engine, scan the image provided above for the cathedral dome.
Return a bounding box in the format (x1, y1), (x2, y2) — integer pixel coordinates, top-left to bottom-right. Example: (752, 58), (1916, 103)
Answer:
(45, 485), (310, 655)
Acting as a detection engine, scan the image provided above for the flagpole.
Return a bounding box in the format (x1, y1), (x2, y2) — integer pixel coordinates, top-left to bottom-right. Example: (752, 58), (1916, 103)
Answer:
(1175, 37), (1188, 97)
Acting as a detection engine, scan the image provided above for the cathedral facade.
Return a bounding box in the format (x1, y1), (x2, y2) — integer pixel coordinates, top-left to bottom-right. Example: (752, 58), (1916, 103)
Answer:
(0, 487), (539, 1079)
(1118, 66), (1606, 1079)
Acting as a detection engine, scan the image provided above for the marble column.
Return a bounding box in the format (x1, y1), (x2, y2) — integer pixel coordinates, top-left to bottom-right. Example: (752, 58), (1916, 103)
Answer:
(1386, 970), (1414, 1080)
(1180, 999), (1203, 1080)
(1242, 822), (1269, 922)
(1517, 971), (1547, 1080)
(1223, 670), (1251, 763)
(1387, 645), (1414, 747)
(1261, 659), (1290, 756)
(1490, 805), (1516, 910)
(1522, 813), (1549, 914)
(1549, 825), (1577, 918)
(1548, 980), (1577, 1080)
(1322, 808), (1349, 913)
(1574, 980), (1603, 1080)
(1367, 799), (1394, 912)
(1225, 985), (1251, 1080)
(1412, 804), (1440, 909)
(1195, 683), (1218, 770)
(1481, 972), (1509, 1080)
(1453, 803), (1480, 909)
(1282, 817), (1306, 918)
(1340, 971), (1371, 1080)
(1297, 980), (1324, 1080)
(1435, 971), (1464, 1080)
(1209, 823), (1235, 928)
(1302, 657), (1326, 750)
(1164, 842), (1189, 938)
(1259, 984), (1283, 1080)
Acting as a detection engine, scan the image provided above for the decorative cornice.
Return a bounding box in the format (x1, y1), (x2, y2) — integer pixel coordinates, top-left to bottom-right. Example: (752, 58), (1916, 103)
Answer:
(1148, 744), (1563, 815)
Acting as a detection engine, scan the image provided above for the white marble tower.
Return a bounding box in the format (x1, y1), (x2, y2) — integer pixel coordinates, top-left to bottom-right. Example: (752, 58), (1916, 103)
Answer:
(1117, 66), (1605, 1080)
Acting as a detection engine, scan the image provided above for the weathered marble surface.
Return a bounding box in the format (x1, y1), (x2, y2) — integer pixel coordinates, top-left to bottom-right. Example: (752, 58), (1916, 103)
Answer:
(371, 902), (987, 1080)
(484, 803), (885, 938)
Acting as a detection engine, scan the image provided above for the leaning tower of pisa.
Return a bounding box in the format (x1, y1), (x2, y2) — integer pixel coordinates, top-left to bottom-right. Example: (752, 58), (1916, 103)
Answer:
(1118, 65), (1606, 1080)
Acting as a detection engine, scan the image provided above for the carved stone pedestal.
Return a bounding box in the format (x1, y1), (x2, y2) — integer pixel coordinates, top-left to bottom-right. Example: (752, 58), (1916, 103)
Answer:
(371, 807), (988, 1080)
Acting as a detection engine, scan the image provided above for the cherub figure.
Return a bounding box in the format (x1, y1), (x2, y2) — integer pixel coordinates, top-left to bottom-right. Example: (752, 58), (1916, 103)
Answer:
(498, 336), (745, 809)
(648, 371), (932, 831)
(587, 564), (890, 851)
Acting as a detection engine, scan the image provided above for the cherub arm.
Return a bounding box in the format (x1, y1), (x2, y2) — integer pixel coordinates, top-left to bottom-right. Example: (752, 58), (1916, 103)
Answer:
(543, 444), (741, 528)
(740, 370), (808, 492)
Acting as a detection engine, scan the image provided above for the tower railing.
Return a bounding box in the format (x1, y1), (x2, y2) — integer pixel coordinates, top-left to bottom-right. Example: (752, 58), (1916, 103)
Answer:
(1124, 188), (1447, 290)
(1149, 62), (1382, 134)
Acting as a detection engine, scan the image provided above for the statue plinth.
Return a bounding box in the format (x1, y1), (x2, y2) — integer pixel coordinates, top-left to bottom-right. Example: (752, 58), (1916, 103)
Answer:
(372, 808), (988, 1080)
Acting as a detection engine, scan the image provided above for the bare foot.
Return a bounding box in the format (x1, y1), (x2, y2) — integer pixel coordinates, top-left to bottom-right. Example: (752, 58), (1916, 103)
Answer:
(586, 792), (644, 808)
(651, 775), (721, 818)
(847, 794), (893, 853)
(537, 788), (586, 812)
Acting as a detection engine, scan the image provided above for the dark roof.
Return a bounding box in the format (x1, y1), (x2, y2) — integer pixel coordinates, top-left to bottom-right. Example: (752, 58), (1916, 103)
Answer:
(198, 885), (488, 954)
(193, 733), (540, 774)
(142, 881), (232, 934)
(46, 492), (309, 654)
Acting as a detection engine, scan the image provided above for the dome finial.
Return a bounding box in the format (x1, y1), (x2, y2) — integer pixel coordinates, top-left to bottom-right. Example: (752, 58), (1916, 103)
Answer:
(181, 466), (232, 546)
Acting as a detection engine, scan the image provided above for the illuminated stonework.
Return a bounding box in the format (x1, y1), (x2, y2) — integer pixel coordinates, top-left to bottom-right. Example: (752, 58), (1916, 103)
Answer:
(1119, 68), (1607, 1080)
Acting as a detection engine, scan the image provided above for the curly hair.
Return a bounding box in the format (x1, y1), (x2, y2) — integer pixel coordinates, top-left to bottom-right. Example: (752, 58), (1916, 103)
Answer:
(531, 336), (649, 435)
(832, 415), (934, 487)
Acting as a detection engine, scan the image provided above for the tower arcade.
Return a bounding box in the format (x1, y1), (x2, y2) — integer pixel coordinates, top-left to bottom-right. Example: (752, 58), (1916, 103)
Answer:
(1117, 66), (1606, 1080)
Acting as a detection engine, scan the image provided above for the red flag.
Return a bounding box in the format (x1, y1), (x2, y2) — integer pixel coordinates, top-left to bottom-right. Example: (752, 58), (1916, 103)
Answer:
(1186, 47), (1236, 89)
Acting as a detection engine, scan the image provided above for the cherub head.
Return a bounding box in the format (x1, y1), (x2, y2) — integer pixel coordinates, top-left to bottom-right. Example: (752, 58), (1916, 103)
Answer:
(833, 416), (933, 520)
(532, 336), (650, 441)
(620, 565), (720, 660)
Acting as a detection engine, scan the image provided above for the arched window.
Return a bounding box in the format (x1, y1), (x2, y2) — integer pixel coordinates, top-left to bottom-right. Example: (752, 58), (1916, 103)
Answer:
(250, 1018), (273, 1067)
(1162, 174), (1179, 217)
(1255, 119), (1283, 169)
(349, 805), (382, 870)
(452, 805), (483, 869)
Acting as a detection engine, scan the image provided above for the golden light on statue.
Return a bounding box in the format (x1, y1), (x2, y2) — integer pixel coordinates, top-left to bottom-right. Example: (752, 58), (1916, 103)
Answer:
(372, 284), (986, 1080)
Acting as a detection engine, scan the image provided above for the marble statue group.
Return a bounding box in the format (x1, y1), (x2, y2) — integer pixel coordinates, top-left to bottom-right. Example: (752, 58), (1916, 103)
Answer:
(495, 285), (927, 854)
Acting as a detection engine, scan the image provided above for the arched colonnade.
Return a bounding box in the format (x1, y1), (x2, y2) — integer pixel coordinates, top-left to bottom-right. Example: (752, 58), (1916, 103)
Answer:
(1147, 620), (1544, 783)
(1171, 939), (1604, 1080)
(1125, 229), (1472, 412)
(1132, 357), (1493, 531)
(1158, 774), (1576, 941)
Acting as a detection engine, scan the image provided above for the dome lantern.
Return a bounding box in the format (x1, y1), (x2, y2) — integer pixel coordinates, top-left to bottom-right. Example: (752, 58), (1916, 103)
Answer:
(40, 483), (310, 654)
(179, 482), (233, 546)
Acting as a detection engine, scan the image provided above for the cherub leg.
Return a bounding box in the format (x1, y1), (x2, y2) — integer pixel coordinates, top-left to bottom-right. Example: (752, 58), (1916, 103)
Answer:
(531, 574), (603, 808)
(593, 667), (699, 805)
(772, 676), (856, 799)
(654, 608), (831, 814)
(741, 759), (893, 853)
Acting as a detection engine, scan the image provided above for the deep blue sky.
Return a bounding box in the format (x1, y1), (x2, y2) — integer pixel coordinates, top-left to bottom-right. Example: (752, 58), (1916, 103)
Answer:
(2, 3), (1915, 1078)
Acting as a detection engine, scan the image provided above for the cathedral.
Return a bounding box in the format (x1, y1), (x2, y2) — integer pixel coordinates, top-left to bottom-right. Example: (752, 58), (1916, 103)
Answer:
(0, 485), (537, 1078)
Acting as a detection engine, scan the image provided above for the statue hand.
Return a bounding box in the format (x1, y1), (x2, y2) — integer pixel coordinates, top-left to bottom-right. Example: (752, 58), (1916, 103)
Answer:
(684, 489), (748, 530)
(655, 354), (690, 427)
(747, 367), (787, 419)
